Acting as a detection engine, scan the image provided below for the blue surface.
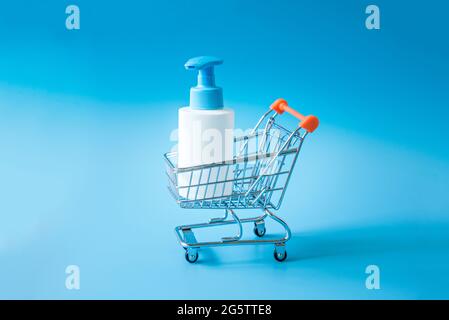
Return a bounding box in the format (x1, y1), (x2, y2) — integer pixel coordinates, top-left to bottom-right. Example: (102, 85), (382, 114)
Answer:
(1, 0), (449, 299)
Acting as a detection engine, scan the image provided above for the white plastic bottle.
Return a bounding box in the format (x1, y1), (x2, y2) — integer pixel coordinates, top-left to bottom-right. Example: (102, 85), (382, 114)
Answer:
(178, 56), (234, 200)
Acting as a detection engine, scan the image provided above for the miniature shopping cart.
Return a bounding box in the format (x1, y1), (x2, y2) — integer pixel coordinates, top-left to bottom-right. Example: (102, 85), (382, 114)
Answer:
(164, 99), (319, 263)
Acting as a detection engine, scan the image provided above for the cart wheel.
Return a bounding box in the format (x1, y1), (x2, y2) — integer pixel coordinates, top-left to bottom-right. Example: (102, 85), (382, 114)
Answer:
(253, 223), (266, 237)
(185, 250), (198, 263)
(274, 248), (287, 262)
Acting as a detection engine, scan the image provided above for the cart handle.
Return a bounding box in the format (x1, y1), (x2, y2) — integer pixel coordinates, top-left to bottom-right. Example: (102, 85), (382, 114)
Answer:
(270, 98), (319, 133)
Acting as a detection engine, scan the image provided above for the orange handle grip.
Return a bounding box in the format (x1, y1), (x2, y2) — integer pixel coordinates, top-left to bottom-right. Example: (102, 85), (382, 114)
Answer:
(270, 98), (319, 133)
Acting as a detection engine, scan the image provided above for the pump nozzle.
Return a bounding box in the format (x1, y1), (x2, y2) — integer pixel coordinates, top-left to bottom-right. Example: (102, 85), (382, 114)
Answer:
(185, 56), (224, 110)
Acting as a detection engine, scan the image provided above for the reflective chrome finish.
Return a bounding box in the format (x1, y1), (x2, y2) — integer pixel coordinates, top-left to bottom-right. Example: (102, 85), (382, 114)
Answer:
(165, 108), (312, 262)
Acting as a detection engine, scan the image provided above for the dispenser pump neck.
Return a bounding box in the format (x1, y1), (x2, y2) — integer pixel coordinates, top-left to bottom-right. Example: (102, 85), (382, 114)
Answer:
(185, 56), (224, 110)
(197, 67), (215, 87)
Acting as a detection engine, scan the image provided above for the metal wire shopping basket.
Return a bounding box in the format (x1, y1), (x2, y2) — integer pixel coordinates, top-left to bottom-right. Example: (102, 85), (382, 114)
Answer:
(164, 98), (319, 262)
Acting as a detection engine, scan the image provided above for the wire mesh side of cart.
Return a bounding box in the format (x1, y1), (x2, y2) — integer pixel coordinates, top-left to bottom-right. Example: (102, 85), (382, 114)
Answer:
(164, 121), (306, 210)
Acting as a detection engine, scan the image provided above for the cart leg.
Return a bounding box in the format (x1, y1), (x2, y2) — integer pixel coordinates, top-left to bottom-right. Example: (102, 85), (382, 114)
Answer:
(209, 209), (228, 223)
(265, 209), (290, 262)
(221, 209), (243, 242)
(265, 208), (291, 242)
(181, 227), (199, 263)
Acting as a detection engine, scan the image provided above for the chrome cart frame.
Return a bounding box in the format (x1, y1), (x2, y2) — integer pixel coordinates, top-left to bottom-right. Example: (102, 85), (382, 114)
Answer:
(164, 99), (319, 262)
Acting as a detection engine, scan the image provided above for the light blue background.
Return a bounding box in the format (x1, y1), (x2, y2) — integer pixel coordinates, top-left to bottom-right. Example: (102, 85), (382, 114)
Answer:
(1, 0), (448, 299)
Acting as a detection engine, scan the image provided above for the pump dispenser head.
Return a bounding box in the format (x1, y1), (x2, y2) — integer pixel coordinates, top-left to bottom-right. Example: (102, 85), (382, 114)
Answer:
(185, 56), (224, 110)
